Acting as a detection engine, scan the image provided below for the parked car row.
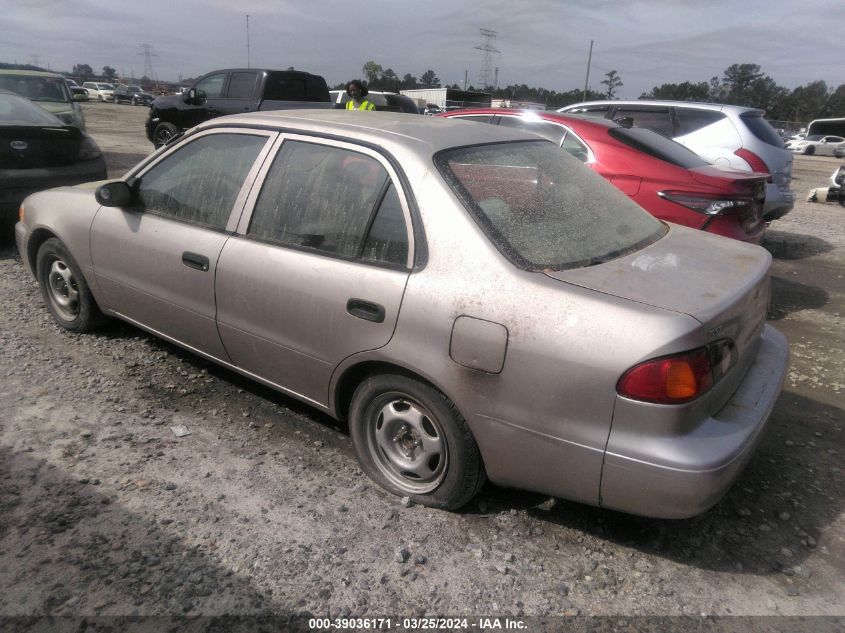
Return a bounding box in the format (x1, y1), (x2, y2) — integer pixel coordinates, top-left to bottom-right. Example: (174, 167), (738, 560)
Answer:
(785, 134), (845, 156)
(14, 110), (789, 518)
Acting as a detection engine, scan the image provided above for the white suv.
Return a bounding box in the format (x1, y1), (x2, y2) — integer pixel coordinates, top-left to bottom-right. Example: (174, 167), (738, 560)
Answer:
(558, 100), (795, 221)
(82, 82), (114, 102)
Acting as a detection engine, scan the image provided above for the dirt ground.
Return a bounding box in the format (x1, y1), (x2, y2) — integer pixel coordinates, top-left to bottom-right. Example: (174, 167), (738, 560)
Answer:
(0, 101), (843, 629)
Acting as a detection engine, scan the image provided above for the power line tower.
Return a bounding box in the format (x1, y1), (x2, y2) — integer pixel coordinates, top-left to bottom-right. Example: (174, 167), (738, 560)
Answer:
(475, 28), (500, 90)
(138, 43), (158, 80)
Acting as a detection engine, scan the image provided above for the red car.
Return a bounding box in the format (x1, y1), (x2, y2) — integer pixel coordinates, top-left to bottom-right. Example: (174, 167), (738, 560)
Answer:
(437, 109), (767, 243)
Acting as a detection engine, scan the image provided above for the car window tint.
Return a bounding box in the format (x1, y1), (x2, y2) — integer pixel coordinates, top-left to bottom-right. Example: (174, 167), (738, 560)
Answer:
(249, 141), (389, 259)
(227, 72), (258, 99)
(608, 127), (709, 169)
(437, 141), (664, 271)
(614, 107), (675, 137)
(496, 117), (566, 145)
(265, 73), (330, 102)
(739, 113), (784, 148)
(560, 132), (590, 162)
(454, 115), (496, 124)
(361, 183), (408, 266)
(137, 133), (266, 230)
(565, 106), (609, 118)
(194, 74), (226, 99)
(675, 109), (726, 136)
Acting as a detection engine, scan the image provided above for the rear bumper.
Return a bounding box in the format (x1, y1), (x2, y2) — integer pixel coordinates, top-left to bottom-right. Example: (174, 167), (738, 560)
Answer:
(1, 159), (107, 221)
(762, 182), (795, 222)
(600, 325), (789, 518)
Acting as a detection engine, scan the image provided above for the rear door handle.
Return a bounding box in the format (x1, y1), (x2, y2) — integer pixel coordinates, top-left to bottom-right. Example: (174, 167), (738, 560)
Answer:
(182, 251), (209, 271)
(346, 298), (385, 323)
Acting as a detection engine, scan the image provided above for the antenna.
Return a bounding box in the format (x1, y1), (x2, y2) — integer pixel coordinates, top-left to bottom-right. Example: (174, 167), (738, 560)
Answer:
(138, 43), (158, 81)
(475, 28), (500, 90)
(246, 15), (251, 68)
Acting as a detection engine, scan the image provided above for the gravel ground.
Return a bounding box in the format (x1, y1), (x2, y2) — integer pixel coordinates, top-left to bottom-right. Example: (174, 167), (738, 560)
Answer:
(0, 102), (843, 629)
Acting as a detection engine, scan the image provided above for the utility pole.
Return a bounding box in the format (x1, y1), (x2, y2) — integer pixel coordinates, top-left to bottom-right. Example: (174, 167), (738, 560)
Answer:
(582, 39), (594, 102)
(464, 69), (468, 90)
(475, 28), (500, 90)
(246, 14), (251, 68)
(138, 43), (158, 81)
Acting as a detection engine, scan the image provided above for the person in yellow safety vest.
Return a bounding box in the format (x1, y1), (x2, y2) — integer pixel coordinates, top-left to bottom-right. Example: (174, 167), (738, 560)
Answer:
(345, 80), (375, 111)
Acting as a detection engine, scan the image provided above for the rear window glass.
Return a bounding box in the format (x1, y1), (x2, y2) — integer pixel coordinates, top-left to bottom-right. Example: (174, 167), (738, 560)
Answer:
(496, 116), (567, 145)
(0, 75), (71, 104)
(740, 114), (784, 148)
(609, 127), (710, 169)
(675, 109), (726, 136)
(436, 141), (665, 270)
(265, 73), (329, 102)
(0, 91), (63, 125)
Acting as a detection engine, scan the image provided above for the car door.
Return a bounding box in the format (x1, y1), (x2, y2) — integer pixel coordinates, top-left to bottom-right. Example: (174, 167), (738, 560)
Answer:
(182, 72), (228, 129)
(90, 128), (276, 359)
(215, 134), (414, 406)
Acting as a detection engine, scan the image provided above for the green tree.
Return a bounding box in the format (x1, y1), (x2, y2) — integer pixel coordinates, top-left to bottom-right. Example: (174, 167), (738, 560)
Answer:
(102, 66), (117, 81)
(381, 68), (399, 92)
(824, 84), (845, 117)
(401, 73), (418, 90)
(601, 70), (623, 99)
(72, 63), (94, 81)
(420, 70), (440, 88)
(641, 81), (709, 101)
(362, 60), (383, 85)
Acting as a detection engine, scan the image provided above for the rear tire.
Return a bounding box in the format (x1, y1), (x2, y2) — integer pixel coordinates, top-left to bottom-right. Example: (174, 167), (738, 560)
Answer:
(36, 238), (108, 333)
(805, 145), (815, 155)
(349, 374), (486, 510)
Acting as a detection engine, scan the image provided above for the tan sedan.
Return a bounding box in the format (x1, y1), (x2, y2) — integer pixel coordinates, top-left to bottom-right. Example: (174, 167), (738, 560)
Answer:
(15, 111), (789, 517)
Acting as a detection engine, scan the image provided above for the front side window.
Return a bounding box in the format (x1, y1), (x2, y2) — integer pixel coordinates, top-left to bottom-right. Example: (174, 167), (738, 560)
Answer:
(194, 74), (226, 99)
(249, 141), (408, 265)
(437, 141), (664, 270)
(137, 133), (267, 230)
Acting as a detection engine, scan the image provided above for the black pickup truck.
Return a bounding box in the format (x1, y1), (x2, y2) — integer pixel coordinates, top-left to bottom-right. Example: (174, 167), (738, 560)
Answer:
(145, 68), (332, 147)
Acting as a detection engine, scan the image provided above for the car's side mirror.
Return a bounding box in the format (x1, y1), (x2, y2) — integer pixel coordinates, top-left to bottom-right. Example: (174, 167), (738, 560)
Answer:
(95, 181), (135, 207)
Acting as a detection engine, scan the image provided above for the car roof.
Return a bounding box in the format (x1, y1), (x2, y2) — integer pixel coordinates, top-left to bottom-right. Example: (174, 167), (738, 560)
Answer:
(198, 109), (545, 156)
(562, 100), (764, 116)
(0, 69), (65, 79)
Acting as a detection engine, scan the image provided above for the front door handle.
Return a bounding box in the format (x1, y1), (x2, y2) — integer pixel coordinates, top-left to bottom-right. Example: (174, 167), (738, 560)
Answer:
(182, 251), (209, 271)
(347, 298), (385, 323)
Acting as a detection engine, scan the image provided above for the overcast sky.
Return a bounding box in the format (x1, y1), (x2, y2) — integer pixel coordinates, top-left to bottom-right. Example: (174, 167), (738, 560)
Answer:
(4, 0), (841, 98)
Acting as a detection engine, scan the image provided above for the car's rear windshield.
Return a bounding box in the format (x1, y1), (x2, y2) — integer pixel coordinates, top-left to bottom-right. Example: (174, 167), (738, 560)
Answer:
(98, 84), (113, 90)
(741, 113), (785, 147)
(265, 72), (329, 102)
(608, 127), (710, 169)
(0, 92), (64, 125)
(0, 75), (71, 104)
(436, 141), (666, 270)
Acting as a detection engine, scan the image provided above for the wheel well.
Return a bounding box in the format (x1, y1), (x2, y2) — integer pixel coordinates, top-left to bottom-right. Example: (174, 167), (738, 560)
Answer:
(334, 361), (442, 421)
(26, 228), (59, 275)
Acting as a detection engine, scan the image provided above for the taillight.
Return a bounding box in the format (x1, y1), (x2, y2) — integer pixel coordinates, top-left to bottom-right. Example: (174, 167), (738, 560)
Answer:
(734, 148), (772, 183)
(658, 190), (751, 217)
(19, 202), (25, 223)
(617, 341), (735, 404)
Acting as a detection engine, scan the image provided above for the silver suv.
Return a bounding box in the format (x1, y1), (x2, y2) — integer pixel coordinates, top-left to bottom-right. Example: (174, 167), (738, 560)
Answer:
(558, 100), (795, 221)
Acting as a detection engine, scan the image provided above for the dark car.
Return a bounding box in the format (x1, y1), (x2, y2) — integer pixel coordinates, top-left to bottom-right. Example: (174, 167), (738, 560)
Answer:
(114, 85), (154, 106)
(0, 90), (106, 230)
(69, 85), (89, 101)
(146, 68), (332, 147)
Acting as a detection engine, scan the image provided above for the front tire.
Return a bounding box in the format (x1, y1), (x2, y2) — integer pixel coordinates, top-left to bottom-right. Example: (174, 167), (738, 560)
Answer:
(805, 145), (815, 155)
(349, 374), (485, 510)
(36, 238), (107, 333)
(153, 122), (178, 148)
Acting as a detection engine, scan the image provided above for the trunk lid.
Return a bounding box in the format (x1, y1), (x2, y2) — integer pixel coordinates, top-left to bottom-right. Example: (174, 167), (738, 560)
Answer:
(0, 125), (82, 169)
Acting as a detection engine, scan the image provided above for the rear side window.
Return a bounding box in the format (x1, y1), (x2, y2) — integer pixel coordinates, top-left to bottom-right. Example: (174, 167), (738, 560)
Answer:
(249, 141), (407, 265)
(265, 73), (330, 102)
(609, 127), (709, 169)
(453, 115), (496, 124)
(675, 109), (726, 136)
(137, 133), (267, 230)
(496, 117), (567, 145)
(614, 107), (675, 137)
(741, 113), (786, 147)
(227, 72), (258, 99)
(565, 106), (610, 118)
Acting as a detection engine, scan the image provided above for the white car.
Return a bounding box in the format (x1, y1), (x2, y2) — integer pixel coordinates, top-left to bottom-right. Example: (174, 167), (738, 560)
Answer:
(558, 100), (796, 221)
(82, 82), (115, 102)
(786, 134), (845, 156)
